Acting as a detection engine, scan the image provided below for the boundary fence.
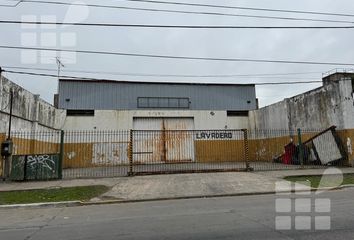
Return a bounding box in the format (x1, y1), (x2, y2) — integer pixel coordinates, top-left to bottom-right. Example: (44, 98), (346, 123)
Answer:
(0, 127), (350, 180)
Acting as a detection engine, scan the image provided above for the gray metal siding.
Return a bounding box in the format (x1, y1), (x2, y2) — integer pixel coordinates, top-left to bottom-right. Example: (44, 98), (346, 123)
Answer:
(58, 81), (257, 110)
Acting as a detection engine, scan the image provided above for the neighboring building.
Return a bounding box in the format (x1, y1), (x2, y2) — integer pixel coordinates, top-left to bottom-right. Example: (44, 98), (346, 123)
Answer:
(58, 79), (257, 131)
(322, 69), (354, 86)
(0, 75), (65, 133)
(249, 69), (354, 131)
(248, 69), (354, 165)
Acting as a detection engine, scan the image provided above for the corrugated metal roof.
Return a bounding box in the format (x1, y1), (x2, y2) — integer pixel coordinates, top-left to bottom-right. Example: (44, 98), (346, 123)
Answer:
(59, 78), (255, 87)
(58, 79), (257, 111)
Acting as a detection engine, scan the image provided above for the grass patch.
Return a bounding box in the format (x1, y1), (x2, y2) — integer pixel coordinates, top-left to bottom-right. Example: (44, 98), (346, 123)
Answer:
(284, 174), (354, 188)
(0, 185), (109, 205)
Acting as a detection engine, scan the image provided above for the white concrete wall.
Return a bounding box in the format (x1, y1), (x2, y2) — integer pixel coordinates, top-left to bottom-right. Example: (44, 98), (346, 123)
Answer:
(287, 83), (342, 130)
(0, 75), (66, 133)
(339, 80), (354, 129)
(62, 110), (249, 131)
(248, 79), (354, 131)
(248, 100), (289, 130)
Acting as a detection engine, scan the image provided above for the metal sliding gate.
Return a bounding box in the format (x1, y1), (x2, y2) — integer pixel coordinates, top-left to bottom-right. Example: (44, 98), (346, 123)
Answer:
(130, 129), (248, 175)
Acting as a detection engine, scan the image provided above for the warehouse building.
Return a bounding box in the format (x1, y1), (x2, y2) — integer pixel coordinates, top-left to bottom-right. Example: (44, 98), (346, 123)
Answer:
(58, 79), (258, 131)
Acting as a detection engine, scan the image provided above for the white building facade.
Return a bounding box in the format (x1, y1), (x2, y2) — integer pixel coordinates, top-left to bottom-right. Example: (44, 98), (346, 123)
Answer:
(58, 79), (258, 131)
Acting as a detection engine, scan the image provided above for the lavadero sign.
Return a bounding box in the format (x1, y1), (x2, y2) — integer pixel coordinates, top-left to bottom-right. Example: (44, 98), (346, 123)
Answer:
(195, 131), (234, 140)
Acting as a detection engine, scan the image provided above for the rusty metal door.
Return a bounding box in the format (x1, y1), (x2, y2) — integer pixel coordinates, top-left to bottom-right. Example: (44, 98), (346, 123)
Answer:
(133, 118), (164, 164)
(133, 118), (195, 164)
(164, 118), (195, 162)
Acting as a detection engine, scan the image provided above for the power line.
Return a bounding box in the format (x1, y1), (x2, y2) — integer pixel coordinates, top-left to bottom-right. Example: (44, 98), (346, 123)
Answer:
(1, 45), (353, 66)
(2, 69), (324, 85)
(5, 0), (354, 19)
(1, 65), (323, 79)
(121, 0), (354, 18)
(1, 20), (354, 29)
(2, 0), (354, 24)
(0, 0), (22, 7)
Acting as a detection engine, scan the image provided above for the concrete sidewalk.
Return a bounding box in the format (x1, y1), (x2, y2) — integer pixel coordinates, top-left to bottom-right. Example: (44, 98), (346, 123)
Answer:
(98, 172), (279, 201)
(99, 168), (354, 201)
(1, 168), (354, 203)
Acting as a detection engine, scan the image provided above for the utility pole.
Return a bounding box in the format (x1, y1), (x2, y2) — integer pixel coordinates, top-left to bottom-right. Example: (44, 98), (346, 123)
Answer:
(3, 88), (14, 180)
(7, 89), (13, 140)
(0, 66), (3, 180)
(56, 57), (65, 79)
(0, 67), (2, 100)
(56, 57), (64, 92)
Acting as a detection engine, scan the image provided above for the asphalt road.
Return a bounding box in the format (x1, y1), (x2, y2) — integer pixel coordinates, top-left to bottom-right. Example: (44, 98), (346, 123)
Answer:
(1, 188), (354, 240)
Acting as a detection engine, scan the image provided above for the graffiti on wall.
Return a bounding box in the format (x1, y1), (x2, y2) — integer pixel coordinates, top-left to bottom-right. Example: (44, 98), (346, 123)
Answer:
(27, 155), (56, 172)
(10, 154), (59, 181)
(92, 143), (129, 165)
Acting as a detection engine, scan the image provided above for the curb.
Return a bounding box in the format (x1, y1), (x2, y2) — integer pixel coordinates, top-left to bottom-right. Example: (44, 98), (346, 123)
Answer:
(76, 186), (346, 206)
(0, 186), (350, 209)
(83, 191), (280, 206)
(0, 201), (82, 209)
(340, 184), (354, 189)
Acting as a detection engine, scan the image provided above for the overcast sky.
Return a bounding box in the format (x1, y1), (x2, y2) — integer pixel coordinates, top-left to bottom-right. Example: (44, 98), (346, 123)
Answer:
(0, 0), (353, 107)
